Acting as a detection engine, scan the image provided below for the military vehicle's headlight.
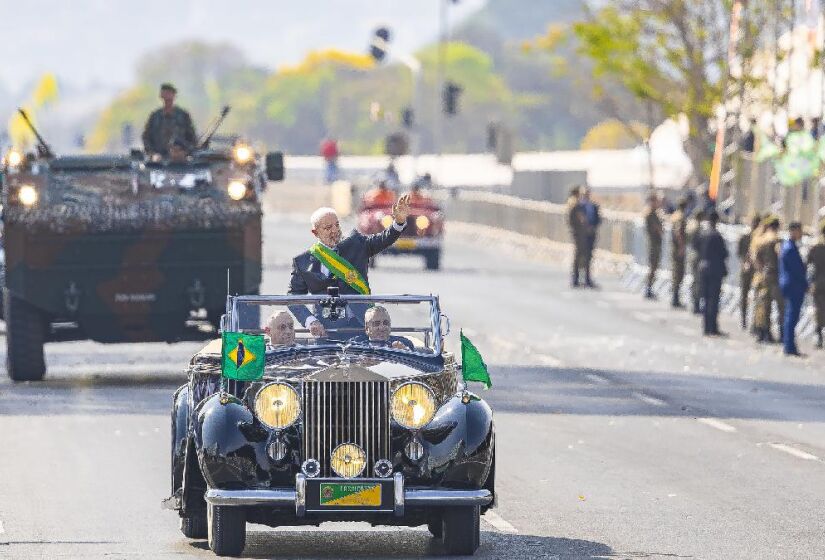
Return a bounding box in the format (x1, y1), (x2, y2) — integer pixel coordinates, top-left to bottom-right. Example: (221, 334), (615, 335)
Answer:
(254, 382), (301, 429)
(415, 215), (430, 230)
(391, 382), (436, 430)
(5, 149), (23, 168)
(233, 144), (253, 164)
(380, 215), (394, 228)
(330, 443), (367, 478)
(18, 185), (38, 207)
(227, 180), (248, 201)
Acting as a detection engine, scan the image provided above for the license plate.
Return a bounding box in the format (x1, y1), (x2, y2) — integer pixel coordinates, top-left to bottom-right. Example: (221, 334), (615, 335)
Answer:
(394, 238), (416, 250)
(319, 482), (382, 507)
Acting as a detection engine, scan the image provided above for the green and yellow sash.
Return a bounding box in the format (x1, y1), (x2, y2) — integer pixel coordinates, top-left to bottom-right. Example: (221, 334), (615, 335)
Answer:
(309, 243), (371, 295)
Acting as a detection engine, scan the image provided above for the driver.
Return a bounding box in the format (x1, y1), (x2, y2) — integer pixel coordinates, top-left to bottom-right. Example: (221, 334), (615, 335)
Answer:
(362, 179), (396, 208)
(142, 83), (197, 159)
(352, 305), (414, 350)
(265, 311), (295, 348)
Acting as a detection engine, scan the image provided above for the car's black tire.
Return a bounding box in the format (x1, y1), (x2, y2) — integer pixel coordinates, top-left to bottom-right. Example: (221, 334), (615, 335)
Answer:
(427, 517), (443, 539)
(4, 289), (47, 381)
(180, 512), (207, 539)
(442, 506), (480, 556)
(425, 250), (441, 271)
(208, 504), (246, 557)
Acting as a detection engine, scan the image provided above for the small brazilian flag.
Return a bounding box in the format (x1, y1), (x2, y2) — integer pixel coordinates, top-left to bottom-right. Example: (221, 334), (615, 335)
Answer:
(460, 331), (491, 389)
(221, 331), (265, 381)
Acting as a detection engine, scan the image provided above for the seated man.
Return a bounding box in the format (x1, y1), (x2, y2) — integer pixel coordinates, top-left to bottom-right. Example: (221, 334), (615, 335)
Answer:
(265, 311), (296, 348)
(351, 305), (414, 350)
(361, 179), (396, 209)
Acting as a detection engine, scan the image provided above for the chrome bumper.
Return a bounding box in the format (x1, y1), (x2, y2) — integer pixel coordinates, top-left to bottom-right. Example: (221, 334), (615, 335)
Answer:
(204, 473), (493, 517)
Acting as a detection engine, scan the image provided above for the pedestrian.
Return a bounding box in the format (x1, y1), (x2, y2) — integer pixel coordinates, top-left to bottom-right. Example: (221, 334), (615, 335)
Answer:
(566, 186), (586, 288)
(580, 187), (601, 288)
(698, 210), (728, 336)
(737, 214), (762, 329)
(779, 222), (808, 356)
(320, 137), (339, 184)
(807, 219), (825, 349)
(686, 208), (705, 314)
(670, 198), (689, 308)
(752, 216), (784, 343)
(643, 192), (663, 299)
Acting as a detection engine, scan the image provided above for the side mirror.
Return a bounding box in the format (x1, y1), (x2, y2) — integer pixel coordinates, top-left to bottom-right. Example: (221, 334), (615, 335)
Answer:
(440, 313), (451, 336)
(265, 151), (285, 182)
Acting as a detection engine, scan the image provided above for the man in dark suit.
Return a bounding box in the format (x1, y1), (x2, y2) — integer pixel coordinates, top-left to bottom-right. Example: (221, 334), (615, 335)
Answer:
(779, 222), (808, 356)
(288, 194), (411, 337)
(580, 187), (601, 288)
(698, 211), (728, 336)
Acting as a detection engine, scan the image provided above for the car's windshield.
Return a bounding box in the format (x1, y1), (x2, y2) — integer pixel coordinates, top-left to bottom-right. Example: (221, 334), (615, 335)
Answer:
(227, 295), (441, 355)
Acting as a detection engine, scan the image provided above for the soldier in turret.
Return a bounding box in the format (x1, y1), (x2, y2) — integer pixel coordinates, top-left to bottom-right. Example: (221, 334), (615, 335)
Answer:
(142, 83), (197, 158)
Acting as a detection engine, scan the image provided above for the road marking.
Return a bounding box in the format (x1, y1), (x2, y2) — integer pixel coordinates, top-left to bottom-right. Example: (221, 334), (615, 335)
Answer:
(768, 443), (820, 461)
(0, 520), (5, 534)
(585, 373), (610, 385)
(631, 392), (666, 407)
(632, 312), (653, 323)
(674, 325), (696, 337)
(697, 418), (737, 433)
(483, 511), (518, 534)
(535, 354), (564, 367)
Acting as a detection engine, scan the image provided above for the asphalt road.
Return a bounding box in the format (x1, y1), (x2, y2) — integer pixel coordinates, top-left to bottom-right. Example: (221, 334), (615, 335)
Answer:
(1, 210), (824, 560)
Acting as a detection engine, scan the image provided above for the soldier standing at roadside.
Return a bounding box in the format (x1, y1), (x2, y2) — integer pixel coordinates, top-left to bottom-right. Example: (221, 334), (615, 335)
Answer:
(807, 219), (825, 349)
(580, 187), (601, 288)
(670, 198), (689, 308)
(737, 214), (762, 330)
(753, 216), (784, 343)
(643, 193), (663, 299)
(686, 208), (706, 314)
(567, 186), (586, 287)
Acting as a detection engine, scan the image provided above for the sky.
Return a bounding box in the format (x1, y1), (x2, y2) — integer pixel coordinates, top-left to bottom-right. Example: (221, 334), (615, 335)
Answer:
(0, 0), (485, 95)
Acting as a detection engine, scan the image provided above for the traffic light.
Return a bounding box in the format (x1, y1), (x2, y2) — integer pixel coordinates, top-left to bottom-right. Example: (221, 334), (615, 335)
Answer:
(442, 81), (462, 116)
(369, 26), (392, 62)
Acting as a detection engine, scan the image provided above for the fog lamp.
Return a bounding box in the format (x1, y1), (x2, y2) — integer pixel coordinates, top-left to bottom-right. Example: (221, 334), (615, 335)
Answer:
(267, 439), (288, 462)
(380, 214), (394, 228)
(373, 459), (393, 478)
(330, 443), (367, 478)
(405, 439), (424, 461)
(391, 382), (436, 430)
(233, 144), (253, 164)
(227, 180), (248, 201)
(254, 382), (300, 429)
(18, 185), (38, 207)
(415, 215), (430, 230)
(5, 149), (22, 168)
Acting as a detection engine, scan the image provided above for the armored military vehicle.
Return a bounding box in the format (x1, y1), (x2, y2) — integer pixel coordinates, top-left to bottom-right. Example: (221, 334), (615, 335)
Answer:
(1, 108), (284, 381)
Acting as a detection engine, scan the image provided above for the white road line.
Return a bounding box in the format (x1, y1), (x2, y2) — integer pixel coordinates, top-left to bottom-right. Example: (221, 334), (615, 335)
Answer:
(697, 418), (737, 433)
(535, 354), (564, 367)
(585, 373), (611, 385)
(768, 443), (820, 461)
(632, 311), (653, 323)
(483, 511), (518, 534)
(631, 392), (666, 407)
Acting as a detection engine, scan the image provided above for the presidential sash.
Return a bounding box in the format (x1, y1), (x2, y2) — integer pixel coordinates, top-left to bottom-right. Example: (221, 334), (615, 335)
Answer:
(309, 243), (371, 295)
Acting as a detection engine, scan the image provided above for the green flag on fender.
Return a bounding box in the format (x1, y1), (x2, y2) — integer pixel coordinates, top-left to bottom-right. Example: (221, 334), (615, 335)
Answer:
(460, 330), (491, 389)
(221, 331), (265, 381)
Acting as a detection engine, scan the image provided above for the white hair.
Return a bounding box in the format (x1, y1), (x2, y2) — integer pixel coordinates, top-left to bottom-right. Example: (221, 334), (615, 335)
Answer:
(310, 207), (338, 229)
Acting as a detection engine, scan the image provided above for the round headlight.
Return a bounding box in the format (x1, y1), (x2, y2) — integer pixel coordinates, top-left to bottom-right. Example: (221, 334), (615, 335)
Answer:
(330, 443), (367, 478)
(391, 382), (436, 430)
(254, 382), (300, 429)
(18, 185), (38, 207)
(415, 215), (430, 230)
(380, 214), (394, 228)
(6, 149), (23, 167)
(233, 144), (253, 164)
(227, 180), (248, 201)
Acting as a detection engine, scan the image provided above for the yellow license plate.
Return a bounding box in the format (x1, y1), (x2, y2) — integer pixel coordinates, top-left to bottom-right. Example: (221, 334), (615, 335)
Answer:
(319, 483), (382, 507)
(394, 238), (416, 250)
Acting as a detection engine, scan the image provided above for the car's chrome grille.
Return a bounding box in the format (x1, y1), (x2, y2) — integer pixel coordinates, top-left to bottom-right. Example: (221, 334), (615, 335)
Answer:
(302, 380), (390, 478)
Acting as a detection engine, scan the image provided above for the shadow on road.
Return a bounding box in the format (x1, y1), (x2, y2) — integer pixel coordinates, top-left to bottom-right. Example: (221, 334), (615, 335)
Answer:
(188, 529), (614, 559)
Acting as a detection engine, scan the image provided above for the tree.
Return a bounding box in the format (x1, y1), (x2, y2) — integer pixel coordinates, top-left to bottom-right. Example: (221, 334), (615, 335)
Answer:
(580, 119), (649, 150)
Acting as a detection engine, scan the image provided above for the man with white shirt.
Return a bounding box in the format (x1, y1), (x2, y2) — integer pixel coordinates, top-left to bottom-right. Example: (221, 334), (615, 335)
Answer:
(288, 194), (411, 337)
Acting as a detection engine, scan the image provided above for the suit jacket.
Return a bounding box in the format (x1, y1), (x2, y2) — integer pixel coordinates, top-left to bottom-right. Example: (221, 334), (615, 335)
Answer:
(779, 239), (808, 299)
(288, 226), (403, 327)
(698, 228), (728, 279)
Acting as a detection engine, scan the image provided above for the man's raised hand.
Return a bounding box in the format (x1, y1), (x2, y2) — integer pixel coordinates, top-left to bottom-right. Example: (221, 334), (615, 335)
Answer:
(392, 193), (411, 225)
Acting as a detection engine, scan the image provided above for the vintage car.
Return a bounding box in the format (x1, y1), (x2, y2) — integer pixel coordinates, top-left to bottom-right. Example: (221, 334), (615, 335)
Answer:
(357, 192), (444, 270)
(166, 293), (495, 557)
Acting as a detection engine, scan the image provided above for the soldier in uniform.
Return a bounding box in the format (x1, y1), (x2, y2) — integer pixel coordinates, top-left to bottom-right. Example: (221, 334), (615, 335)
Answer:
(686, 208), (706, 314)
(737, 214), (762, 329)
(670, 198), (689, 308)
(142, 83), (197, 158)
(580, 187), (601, 288)
(807, 219), (825, 349)
(643, 192), (663, 299)
(566, 186), (586, 287)
(752, 216), (784, 343)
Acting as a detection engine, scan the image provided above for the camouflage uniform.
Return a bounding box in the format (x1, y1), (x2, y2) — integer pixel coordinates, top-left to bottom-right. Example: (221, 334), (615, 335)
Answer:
(670, 209), (688, 307)
(752, 230), (784, 340)
(686, 213), (703, 313)
(567, 195), (586, 286)
(644, 206), (663, 298)
(737, 230), (754, 328)
(142, 106), (197, 156)
(807, 235), (825, 348)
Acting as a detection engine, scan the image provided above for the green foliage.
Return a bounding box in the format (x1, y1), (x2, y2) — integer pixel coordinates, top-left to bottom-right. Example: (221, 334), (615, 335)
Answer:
(580, 119), (649, 150)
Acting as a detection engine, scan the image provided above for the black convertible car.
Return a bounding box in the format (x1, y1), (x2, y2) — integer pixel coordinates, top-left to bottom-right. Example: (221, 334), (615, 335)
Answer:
(166, 294), (495, 557)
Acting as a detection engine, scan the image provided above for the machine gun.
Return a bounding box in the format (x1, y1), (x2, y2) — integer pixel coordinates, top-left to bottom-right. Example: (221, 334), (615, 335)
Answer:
(16, 108), (54, 159)
(198, 105), (231, 150)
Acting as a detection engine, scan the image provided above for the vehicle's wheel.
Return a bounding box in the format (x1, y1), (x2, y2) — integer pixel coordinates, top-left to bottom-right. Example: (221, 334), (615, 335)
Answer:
(442, 506), (480, 556)
(180, 512), (207, 539)
(427, 516), (443, 539)
(4, 289), (47, 381)
(207, 503), (246, 557)
(425, 250), (441, 271)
